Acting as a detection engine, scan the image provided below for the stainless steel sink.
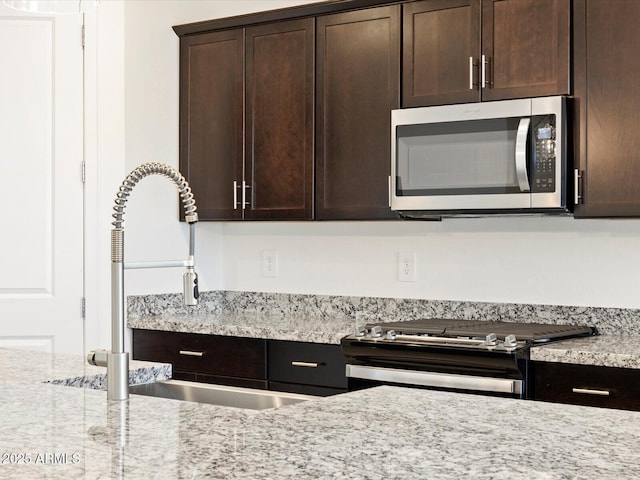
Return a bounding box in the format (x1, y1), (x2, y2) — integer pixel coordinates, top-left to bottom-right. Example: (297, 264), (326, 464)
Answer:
(129, 379), (315, 410)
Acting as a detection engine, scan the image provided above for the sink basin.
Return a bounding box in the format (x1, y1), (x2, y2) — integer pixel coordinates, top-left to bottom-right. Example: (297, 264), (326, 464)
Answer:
(129, 379), (315, 410)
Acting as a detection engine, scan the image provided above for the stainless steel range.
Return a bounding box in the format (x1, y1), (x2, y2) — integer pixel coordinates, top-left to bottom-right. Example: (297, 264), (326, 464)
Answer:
(341, 318), (595, 398)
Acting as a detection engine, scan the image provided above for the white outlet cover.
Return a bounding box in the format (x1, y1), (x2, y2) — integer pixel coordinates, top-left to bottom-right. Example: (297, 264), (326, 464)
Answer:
(398, 251), (416, 282)
(262, 250), (278, 277)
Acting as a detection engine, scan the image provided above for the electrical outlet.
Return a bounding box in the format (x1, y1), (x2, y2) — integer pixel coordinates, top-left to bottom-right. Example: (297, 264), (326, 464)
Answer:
(398, 252), (416, 282)
(262, 250), (278, 277)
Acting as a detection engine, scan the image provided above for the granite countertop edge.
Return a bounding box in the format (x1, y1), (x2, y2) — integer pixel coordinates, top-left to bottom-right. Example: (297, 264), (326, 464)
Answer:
(129, 313), (640, 369)
(531, 335), (640, 369)
(127, 312), (354, 345)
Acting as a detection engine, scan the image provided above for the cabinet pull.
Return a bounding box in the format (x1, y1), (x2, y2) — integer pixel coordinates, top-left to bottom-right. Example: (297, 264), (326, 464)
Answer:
(179, 350), (205, 357)
(574, 169), (582, 205)
(233, 180), (239, 209)
(291, 361), (319, 368)
(572, 387), (610, 396)
(242, 180), (250, 207)
(481, 54), (491, 88)
(469, 56), (476, 90)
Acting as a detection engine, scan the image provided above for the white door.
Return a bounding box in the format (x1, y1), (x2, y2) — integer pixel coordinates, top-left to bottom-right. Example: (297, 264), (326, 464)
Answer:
(0, 5), (84, 354)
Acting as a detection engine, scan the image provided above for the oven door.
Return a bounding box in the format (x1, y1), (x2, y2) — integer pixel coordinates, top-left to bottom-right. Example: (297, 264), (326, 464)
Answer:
(390, 96), (566, 215)
(346, 364), (523, 397)
(341, 337), (530, 398)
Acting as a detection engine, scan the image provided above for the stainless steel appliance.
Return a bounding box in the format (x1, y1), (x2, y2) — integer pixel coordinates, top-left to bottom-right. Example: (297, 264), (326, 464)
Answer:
(390, 96), (569, 217)
(341, 318), (595, 398)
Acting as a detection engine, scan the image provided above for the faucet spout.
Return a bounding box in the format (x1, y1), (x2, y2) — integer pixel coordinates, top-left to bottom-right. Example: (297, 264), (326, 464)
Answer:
(88, 163), (199, 401)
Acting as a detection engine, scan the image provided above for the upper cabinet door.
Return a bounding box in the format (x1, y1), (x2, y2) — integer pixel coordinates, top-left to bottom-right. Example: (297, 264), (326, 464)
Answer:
(481, 0), (570, 102)
(179, 29), (243, 220)
(402, 0), (481, 107)
(573, 0), (640, 217)
(245, 18), (315, 220)
(316, 6), (401, 220)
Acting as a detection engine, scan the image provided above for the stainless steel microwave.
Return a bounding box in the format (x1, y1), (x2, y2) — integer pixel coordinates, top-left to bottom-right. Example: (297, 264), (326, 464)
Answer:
(390, 96), (568, 217)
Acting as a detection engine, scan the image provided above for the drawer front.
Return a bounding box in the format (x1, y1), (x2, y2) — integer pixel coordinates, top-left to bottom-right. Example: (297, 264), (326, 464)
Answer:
(533, 362), (640, 411)
(132, 329), (267, 380)
(268, 340), (347, 389)
(269, 380), (346, 397)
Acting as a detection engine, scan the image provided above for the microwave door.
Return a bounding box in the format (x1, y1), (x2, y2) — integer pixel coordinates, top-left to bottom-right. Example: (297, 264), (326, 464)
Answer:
(515, 117), (531, 193)
(392, 116), (532, 212)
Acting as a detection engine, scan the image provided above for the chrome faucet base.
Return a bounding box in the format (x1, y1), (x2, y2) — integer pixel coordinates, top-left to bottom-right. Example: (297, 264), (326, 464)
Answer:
(107, 352), (129, 401)
(87, 349), (130, 401)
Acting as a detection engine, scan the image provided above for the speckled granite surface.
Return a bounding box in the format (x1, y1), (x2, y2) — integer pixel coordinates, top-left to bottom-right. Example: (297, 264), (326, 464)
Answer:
(128, 291), (640, 336)
(531, 335), (640, 369)
(0, 347), (171, 389)
(128, 311), (356, 344)
(1, 378), (640, 479)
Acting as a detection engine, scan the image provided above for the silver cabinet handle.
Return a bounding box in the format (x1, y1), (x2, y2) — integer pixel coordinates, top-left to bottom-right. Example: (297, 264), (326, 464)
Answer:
(179, 350), (205, 357)
(481, 54), (490, 88)
(572, 387), (610, 396)
(291, 361), (319, 368)
(469, 56), (475, 90)
(242, 180), (250, 207)
(515, 117), (531, 192)
(574, 169), (582, 205)
(233, 180), (239, 209)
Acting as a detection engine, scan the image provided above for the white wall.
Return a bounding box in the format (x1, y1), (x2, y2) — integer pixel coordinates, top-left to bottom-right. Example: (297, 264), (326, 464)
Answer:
(222, 218), (640, 309)
(119, 0), (640, 315)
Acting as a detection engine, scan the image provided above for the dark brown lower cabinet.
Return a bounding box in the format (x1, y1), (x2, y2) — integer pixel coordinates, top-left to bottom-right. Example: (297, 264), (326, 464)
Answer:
(533, 361), (640, 411)
(132, 330), (267, 389)
(132, 330), (347, 397)
(268, 339), (347, 396)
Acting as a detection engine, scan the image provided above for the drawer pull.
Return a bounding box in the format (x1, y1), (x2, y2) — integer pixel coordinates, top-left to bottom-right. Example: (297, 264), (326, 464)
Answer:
(291, 361), (319, 368)
(179, 350), (205, 357)
(572, 387), (610, 396)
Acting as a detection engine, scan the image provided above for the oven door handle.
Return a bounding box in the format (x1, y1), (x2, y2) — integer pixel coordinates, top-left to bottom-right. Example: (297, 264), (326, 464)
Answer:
(346, 364), (522, 396)
(515, 117), (531, 192)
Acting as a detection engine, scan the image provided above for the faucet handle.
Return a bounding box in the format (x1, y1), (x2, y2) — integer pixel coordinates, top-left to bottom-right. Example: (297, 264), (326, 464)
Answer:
(183, 268), (199, 306)
(87, 349), (108, 367)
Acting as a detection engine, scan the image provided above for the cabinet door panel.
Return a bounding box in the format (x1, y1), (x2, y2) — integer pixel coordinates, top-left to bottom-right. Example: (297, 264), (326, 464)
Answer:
(574, 0), (640, 217)
(403, 0), (480, 107)
(132, 330), (267, 380)
(316, 6), (401, 219)
(179, 30), (243, 220)
(268, 340), (347, 389)
(245, 19), (314, 220)
(534, 362), (640, 411)
(482, 0), (569, 101)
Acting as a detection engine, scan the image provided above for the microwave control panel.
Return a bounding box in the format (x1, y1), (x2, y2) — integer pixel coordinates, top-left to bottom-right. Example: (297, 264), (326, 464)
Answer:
(532, 116), (556, 193)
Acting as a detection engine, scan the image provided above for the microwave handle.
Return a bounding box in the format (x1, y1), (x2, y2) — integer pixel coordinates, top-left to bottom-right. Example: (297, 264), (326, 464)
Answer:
(515, 117), (531, 192)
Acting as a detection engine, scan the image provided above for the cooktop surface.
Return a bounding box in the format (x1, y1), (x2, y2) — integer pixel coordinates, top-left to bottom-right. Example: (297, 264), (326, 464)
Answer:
(365, 318), (595, 342)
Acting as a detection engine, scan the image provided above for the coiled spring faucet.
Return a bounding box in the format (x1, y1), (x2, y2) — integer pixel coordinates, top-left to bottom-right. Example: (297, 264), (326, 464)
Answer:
(88, 163), (199, 401)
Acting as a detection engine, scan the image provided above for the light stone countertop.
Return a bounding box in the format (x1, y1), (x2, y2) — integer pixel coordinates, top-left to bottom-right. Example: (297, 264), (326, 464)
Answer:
(127, 311), (357, 344)
(531, 335), (640, 369)
(1, 352), (640, 479)
(0, 347), (171, 388)
(128, 310), (640, 370)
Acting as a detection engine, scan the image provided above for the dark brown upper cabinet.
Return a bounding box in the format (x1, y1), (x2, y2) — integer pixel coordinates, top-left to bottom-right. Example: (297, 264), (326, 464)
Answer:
(316, 6), (401, 220)
(178, 19), (314, 221)
(179, 29), (244, 220)
(402, 0), (570, 107)
(403, 0), (480, 107)
(482, 0), (570, 102)
(573, 0), (640, 217)
(244, 19), (315, 220)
